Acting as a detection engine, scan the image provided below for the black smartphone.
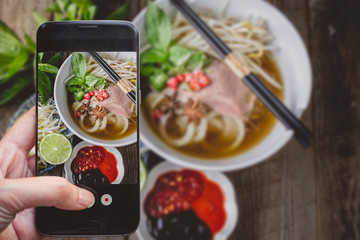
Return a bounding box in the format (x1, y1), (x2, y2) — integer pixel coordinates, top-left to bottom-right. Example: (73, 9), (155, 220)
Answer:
(35, 21), (139, 236)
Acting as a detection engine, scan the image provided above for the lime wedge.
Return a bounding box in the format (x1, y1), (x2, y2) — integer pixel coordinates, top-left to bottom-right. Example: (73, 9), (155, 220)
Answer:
(140, 158), (147, 192)
(39, 133), (73, 165)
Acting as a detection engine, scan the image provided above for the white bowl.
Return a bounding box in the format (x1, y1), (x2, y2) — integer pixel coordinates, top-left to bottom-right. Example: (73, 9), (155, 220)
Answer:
(64, 141), (124, 184)
(54, 52), (137, 147)
(134, 0), (312, 171)
(137, 161), (238, 240)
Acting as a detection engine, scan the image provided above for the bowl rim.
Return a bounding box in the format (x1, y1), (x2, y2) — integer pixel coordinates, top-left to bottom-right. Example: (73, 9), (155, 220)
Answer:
(54, 52), (137, 147)
(137, 161), (238, 240)
(135, 0), (312, 171)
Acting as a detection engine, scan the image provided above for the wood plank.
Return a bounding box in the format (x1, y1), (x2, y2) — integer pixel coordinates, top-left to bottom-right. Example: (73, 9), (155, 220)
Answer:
(308, 0), (360, 239)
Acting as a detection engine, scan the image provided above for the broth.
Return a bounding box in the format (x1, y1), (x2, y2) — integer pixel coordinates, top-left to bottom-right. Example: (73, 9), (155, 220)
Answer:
(142, 53), (283, 159)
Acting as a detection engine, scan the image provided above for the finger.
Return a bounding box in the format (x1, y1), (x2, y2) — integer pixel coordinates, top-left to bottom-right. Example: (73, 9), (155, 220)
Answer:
(0, 177), (95, 213)
(26, 155), (35, 177)
(1, 107), (36, 155)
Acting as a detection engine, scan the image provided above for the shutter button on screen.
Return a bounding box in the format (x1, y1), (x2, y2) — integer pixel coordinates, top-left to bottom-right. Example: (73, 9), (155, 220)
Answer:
(101, 194), (112, 206)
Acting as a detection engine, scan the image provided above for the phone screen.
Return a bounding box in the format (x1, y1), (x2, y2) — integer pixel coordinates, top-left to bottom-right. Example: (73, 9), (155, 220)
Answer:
(36, 50), (139, 234)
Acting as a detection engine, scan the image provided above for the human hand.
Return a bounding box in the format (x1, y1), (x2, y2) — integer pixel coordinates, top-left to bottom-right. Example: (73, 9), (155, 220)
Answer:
(0, 107), (95, 240)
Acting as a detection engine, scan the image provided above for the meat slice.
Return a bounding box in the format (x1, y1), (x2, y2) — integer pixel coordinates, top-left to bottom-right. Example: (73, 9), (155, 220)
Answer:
(99, 83), (134, 116)
(195, 60), (256, 120)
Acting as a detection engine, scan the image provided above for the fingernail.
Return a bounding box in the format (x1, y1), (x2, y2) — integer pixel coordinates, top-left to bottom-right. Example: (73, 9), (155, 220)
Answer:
(78, 188), (95, 208)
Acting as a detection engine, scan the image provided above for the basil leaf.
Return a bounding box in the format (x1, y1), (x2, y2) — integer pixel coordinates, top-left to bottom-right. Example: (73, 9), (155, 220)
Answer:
(141, 49), (167, 65)
(68, 77), (83, 87)
(24, 34), (36, 53)
(186, 51), (206, 71)
(67, 85), (80, 93)
(0, 21), (25, 60)
(145, 1), (171, 51)
(169, 45), (192, 66)
(140, 64), (160, 76)
(38, 63), (59, 75)
(67, 3), (77, 20)
(38, 71), (52, 104)
(0, 51), (29, 83)
(85, 75), (99, 87)
(106, 2), (130, 20)
(0, 76), (32, 105)
(94, 78), (107, 89)
(47, 53), (63, 67)
(33, 12), (48, 27)
(150, 73), (167, 91)
(74, 90), (84, 101)
(86, 5), (97, 20)
(38, 53), (44, 63)
(46, 2), (62, 13)
(71, 52), (86, 78)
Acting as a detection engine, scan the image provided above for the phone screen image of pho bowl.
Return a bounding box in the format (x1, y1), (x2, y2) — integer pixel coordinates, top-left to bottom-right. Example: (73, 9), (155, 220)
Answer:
(36, 52), (138, 186)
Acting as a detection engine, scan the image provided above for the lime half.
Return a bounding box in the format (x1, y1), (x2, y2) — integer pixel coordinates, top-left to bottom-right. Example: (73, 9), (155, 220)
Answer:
(140, 158), (147, 192)
(39, 133), (73, 165)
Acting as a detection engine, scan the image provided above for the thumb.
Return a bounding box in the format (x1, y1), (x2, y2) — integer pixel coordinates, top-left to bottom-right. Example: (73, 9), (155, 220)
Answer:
(0, 176), (95, 215)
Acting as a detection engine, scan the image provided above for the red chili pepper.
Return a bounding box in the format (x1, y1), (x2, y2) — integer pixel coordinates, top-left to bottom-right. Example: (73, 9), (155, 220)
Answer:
(184, 73), (193, 82)
(175, 74), (184, 83)
(84, 93), (90, 100)
(198, 74), (210, 87)
(153, 109), (162, 120)
(190, 79), (201, 91)
(90, 91), (94, 96)
(167, 77), (178, 89)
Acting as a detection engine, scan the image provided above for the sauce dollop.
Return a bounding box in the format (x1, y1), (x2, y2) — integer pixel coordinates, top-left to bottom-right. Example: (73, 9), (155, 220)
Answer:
(71, 146), (118, 183)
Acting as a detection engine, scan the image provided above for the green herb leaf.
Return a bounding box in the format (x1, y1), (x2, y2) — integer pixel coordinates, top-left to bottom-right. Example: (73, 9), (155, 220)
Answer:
(68, 77), (83, 87)
(67, 85), (79, 93)
(72, 0), (91, 11)
(85, 74), (99, 87)
(140, 64), (160, 76)
(67, 3), (77, 20)
(24, 34), (36, 53)
(0, 76), (32, 105)
(38, 71), (51, 104)
(145, 1), (171, 51)
(46, 2), (62, 13)
(71, 52), (86, 78)
(185, 51), (207, 71)
(106, 2), (130, 20)
(141, 49), (167, 65)
(38, 63), (59, 75)
(74, 90), (84, 101)
(38, 53), (44, 63)
(0, 21), (25, 60)
(47, 53), (63, 67)
(56, 0), (70, 13)
(54, 14), (65, 21)
(94, 78), (107, 89)
(33, 12), (48, 27)
(86, 5), (97, 20)
(169, 45), (193, 66)
(150, 73), (167, 91)
(0, 50), (29, 83)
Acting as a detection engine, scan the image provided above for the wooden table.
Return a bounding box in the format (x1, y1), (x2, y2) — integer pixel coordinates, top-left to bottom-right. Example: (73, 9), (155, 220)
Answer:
(1, 0), (359, 239)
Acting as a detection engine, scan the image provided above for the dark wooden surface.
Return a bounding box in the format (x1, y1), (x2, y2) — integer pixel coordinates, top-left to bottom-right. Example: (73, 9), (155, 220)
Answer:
(1, 0), (360, 240)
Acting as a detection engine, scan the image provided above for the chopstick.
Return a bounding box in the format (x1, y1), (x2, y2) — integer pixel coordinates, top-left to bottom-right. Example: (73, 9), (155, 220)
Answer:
(89, 52), (136, 104)
(170, 0), (312, 147)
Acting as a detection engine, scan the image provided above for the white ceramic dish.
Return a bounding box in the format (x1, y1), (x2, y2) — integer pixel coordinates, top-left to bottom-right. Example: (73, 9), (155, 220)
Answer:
(137, 161), (238, 240)
(64, 141), (124, 184)
(54, 52), (137, 147)
(134, 0), (312, 171)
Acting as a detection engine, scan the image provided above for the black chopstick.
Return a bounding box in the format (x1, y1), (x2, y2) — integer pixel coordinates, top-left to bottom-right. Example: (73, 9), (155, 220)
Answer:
(170, 0), (312, 147)
(89, 51), (136, 104)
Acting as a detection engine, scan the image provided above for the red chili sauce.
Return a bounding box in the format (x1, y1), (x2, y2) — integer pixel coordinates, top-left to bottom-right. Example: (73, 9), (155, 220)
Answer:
(145, 169), (226, 236)
(71, 146), (118, 183)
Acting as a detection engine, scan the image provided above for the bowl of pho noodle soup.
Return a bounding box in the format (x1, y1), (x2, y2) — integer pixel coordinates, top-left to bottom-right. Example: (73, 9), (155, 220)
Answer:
(54, 52), (137, 147)
(135, 0), (312, 171)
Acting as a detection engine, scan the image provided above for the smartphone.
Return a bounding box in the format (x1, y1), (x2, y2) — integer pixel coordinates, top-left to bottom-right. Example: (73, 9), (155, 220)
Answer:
(35, 21), (139, 236)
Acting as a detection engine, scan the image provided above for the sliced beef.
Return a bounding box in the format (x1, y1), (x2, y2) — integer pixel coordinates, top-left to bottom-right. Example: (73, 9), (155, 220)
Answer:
(99, 82), (134, 116)
(195, 60), (256, 120)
